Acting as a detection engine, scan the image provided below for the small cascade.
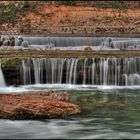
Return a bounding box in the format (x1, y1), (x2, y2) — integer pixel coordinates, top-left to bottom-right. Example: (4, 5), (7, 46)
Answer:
(32, 58), (44, 84)
(113, 39), (140, 50)
(23, 37), (104, 47)
(1, 36), (140, 50)
(23, 36), (140, 50)
(101, 37), (114, 49)
(21, 57), (140, 86)
(0, 64), (6, 87)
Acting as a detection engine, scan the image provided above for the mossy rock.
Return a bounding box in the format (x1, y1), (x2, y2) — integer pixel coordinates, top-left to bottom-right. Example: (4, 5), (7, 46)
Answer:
(1, 58), (22, 70)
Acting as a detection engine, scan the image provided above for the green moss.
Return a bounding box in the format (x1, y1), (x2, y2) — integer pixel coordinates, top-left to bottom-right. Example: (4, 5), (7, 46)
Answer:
(1, 58), (22, 70)
(1, 4), (17, 22)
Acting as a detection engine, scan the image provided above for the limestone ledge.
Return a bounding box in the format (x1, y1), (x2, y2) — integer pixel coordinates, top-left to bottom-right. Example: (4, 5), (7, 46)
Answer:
(0, 49), (140, 70)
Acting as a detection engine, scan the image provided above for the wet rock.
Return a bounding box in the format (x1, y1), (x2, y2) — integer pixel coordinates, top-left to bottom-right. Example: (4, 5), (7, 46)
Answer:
(10, 40), (15, 47)
(9, 36), (15, 46)
(0, 90), (80, 119)
(0, 41), (2, 46)
(15, 36), (24, 46)
(15, 36), (29, 48)
(84, 46), (92, 51)
(3, 39), (10, 46)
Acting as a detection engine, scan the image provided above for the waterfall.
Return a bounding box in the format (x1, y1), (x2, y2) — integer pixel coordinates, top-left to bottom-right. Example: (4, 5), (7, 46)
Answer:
(23, 37), (104, 47)
(1, 36), (140, 50)
(24, 36), (140, 50)
(21, 57), (140, 86)
(0, 64), (6, 87)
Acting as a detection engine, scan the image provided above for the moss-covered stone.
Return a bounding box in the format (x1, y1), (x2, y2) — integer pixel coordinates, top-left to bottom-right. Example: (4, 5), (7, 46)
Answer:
(1, 58), (22, 70)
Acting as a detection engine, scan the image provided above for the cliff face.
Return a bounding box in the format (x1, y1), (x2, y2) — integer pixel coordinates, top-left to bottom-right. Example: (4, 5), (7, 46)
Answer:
(0, 1), (140, 36)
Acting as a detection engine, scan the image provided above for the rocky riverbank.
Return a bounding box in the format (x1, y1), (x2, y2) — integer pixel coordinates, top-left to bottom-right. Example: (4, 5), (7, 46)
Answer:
(0, 89), (80, 119)
(0, 2), (140, 35)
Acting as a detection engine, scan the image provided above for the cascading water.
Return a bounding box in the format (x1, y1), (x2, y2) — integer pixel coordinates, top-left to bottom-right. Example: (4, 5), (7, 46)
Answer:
(0, 64), (6, 87)
(23, 36), (140, 50)
(21, 57), (140, 86)
(1, 36), (140, 50)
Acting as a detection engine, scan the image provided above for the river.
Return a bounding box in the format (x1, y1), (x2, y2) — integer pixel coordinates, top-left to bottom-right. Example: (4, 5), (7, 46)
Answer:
(0, 84), (140, 139)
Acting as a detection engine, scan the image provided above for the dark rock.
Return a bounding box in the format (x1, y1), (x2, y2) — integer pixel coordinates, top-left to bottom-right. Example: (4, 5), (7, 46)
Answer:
(9, 36), (15, 46)
(0, 41), (3, 46)
(3, 40), (10, 46)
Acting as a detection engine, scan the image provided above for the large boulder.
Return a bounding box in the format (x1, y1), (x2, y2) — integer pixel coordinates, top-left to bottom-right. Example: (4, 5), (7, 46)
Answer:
(0, 90), (80, 119)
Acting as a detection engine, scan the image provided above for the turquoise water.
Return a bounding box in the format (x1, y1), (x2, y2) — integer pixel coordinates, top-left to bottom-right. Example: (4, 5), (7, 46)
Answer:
(0, 85), (140, 139)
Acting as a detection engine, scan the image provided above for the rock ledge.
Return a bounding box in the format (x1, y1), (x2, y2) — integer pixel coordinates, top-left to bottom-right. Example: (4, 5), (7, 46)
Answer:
(0, 90), (80, 119)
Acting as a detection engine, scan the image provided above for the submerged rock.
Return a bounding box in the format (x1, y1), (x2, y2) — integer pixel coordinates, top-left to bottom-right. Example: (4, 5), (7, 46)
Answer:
(0, 90), (80, 119)
(84, 46), (92, 51)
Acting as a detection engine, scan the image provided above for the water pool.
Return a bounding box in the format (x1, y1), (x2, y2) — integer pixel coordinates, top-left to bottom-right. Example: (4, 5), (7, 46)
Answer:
(0, 85), (140, 139)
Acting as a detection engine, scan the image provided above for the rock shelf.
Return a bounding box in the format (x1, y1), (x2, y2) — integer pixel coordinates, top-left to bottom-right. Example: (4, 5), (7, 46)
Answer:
(0, 89), (80, 119)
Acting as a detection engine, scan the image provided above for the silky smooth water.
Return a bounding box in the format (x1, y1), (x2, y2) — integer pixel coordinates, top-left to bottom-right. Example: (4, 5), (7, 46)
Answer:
(0, 64), (6, 87)
(0, 85), (140, 139)
(1, 36), (140, 50)
(21, 57), (140, 86)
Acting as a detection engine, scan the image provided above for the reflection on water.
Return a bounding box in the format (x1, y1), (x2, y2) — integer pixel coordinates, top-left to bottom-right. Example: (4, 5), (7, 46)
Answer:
(0, 85), (140, 139)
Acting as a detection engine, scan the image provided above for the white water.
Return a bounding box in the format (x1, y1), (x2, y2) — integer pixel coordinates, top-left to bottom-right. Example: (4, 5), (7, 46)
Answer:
(0, 64), (6, 87)
(0, 84), (140, 94)
(21, 57), (140, 86)
(1, 36), (140, 50)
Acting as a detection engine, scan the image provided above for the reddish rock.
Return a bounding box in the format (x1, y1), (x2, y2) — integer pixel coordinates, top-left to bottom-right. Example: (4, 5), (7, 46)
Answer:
(27, 89), (70, 102)
(0, 90), (80, 119)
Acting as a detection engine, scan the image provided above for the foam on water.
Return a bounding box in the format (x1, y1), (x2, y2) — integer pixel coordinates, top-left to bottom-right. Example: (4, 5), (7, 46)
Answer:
(0, 84), (139, 94)
(1, 36), (140, 50)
